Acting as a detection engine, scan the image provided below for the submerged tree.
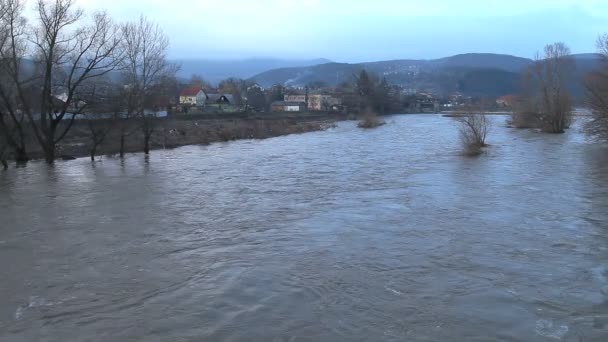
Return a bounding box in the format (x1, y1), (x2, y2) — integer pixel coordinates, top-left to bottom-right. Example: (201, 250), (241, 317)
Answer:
(0, 133), (8, 169)
(456, 110), (491, 156)
(29, 0), (121, 163)
(0, 0), (30, 163)
(86, 114), (111, 161)
(586, 34), (608, 140)
(121, 15), (176, 155)
(516, 42), (574, 133)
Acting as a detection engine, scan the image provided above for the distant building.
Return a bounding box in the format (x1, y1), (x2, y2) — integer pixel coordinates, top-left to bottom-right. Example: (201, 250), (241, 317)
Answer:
(202, 93), (239, 113)
(283, 94), (341, 111)
(179, 87), (206, 107)
(496, 95), (518, 107)
(247, 83), (265, 92)
(206, 93), (234, 105)
(405, 92), (440, 113)
(271, 101), (306, 112)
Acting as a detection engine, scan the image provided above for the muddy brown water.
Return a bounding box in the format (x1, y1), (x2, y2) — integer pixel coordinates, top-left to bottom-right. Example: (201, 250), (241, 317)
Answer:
(1, 114), (608, 341)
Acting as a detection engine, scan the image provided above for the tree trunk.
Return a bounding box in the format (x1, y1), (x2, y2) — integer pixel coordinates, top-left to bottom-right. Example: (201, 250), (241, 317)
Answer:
(143, 134), (150, 155)
(44, 146), (55, 164)
(0, 145), (7, 170)
(0, 124), (29, 163)
(90, 145), (97, 161)
(41, 124), (57, 164)
(119, 133), (126, 158)
(42, 133), (56, 163)
(14, 146), (29, 164)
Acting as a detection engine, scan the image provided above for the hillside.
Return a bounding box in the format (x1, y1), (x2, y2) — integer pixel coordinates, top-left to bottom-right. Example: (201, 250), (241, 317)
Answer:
(250, 53), (603, 98)
(174, 58), (331, 84)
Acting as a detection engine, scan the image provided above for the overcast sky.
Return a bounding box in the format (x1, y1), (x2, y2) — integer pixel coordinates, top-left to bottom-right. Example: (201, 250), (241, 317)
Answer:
(72, 0), (608, 62)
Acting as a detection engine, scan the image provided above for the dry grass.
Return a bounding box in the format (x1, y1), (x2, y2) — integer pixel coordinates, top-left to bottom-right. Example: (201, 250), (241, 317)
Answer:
(54, 117), (331, 160)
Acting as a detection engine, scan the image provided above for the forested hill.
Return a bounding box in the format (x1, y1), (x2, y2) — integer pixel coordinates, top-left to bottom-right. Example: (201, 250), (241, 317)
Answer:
(250, 53), (603, 98)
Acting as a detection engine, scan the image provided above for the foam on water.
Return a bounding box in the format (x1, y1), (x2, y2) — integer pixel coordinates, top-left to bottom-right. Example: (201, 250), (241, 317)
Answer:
(535, 320), (569, 340)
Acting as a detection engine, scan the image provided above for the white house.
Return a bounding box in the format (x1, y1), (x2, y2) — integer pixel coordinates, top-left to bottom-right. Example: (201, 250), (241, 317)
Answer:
(179, 87), (207, 107)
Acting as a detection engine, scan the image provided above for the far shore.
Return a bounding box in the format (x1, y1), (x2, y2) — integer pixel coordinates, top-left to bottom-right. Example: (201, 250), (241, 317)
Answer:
(7, 109), (594, 164)
(4, 112), (348, 163)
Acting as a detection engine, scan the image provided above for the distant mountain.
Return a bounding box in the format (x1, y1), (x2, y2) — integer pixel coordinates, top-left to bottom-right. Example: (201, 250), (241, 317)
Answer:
(250, 53), (605, 98)
(431, 53), (533, 72)
(173, 58), (332, 84)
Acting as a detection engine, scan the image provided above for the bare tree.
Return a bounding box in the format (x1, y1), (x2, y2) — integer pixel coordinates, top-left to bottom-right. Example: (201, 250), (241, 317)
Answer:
(84, 79), (116, 161)
(321, 97), (331, 112)
(585, 34), (608, 140)
(86, 115), (111, 161)
(511, 95), (541, 129)
(121, 16), (176, 155)
(0, 0), (123, 163)
(456, 110), (490, 156)
(108, 82), (136, 158)
(0, 133), (8, 169)
(189, 74), (210, 89)
(519, 43), (574, 133)
(600, 33), (608, 57)
(31, 1), (123, 163)
(0, 0), (29, 162)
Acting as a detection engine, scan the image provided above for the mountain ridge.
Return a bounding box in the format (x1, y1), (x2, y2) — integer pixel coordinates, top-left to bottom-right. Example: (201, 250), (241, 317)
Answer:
(249, 53), (602, 98)
(173, 58), (332, 84)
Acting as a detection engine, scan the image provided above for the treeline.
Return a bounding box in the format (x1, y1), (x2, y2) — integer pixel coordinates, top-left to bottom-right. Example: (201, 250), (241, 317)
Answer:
(512, 39), (608, 136)
(324, 70), (400, 115)
(0, 0), (177, 165)
(184, 75), (265, 110)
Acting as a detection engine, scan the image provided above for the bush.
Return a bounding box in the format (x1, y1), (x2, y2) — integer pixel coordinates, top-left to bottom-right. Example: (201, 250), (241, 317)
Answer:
(457, 113), (490, 156)
(358, 110), (385, 129)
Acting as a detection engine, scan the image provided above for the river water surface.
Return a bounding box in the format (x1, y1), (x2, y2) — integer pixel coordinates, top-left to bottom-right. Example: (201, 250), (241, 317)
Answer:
(1, 115), (608, 341)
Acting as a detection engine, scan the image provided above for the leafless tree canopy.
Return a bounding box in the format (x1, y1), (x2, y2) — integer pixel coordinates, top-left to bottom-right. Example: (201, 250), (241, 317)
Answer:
(0, 1), (175, 163)
(598, 34), (608, 60)
(0, 0), (124, 163)
(0, 0), (29, 162)
(457, 111), (490, 156)
(586, 34), (608, 140)
(516, 42), (574, 133)
(121, 15), (176, 155)
(30, 0), (123, 162)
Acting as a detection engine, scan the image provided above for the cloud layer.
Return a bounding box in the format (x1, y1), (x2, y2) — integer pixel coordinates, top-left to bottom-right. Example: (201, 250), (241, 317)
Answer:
(70, 0), (608, 61)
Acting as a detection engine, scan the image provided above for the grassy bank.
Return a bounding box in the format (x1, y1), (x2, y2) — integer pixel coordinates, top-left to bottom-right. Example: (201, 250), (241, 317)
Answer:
(7, 112), (344, 162)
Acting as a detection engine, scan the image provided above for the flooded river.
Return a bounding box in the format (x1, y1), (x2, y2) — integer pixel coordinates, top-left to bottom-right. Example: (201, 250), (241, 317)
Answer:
(1, 115), (608, 341)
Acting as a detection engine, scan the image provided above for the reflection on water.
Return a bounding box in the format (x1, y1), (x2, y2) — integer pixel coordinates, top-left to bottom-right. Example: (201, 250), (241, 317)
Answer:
(1, 115), (607, 341)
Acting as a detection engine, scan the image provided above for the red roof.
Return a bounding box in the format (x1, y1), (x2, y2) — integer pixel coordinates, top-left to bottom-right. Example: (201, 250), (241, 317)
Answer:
(180, 87), (202, 97)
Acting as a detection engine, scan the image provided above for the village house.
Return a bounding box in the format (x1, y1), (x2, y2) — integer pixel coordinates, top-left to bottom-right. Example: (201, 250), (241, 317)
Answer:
(283, 94), (342, 111)
(271, 101), (306, 112)
(206, 93), (234, 105)
(179, 87), (207, 107)
(247, 83), (265, 92)
(403, 92), (441, 113)
(204, 93), (238, 112)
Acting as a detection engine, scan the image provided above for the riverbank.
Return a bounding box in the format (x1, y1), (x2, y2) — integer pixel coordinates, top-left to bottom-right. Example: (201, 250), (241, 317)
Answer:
(5, 112), (345, 162)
